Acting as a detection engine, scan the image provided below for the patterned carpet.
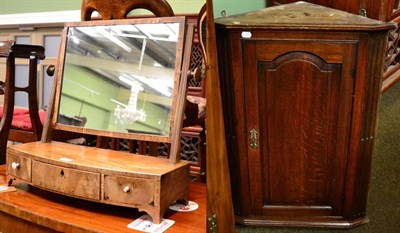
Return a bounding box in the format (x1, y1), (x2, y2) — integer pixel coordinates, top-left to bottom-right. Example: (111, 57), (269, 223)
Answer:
(236, 81), (400, 233)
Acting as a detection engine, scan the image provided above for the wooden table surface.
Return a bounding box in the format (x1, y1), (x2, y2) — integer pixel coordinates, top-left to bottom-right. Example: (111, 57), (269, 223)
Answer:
(0, 165), (206, 233)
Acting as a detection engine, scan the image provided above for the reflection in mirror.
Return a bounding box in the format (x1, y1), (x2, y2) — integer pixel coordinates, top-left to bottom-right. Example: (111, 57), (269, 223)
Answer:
(58, 22), (180, 136)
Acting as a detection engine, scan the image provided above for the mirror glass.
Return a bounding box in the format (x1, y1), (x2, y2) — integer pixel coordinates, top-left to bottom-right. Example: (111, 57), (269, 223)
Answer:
(56, 20), (183, 137)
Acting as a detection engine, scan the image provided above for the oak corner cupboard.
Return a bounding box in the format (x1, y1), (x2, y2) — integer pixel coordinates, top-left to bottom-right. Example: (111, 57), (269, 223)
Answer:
(215, 1), (395, 228)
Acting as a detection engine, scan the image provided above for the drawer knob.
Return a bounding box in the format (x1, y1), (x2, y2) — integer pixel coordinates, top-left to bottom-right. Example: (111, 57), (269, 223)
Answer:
(123, 186), (130, 193)
(11, 162), (20, 169)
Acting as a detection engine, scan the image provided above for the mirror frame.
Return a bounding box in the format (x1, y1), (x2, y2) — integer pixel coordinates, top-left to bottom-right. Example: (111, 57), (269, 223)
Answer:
(50, 16), (187, 144)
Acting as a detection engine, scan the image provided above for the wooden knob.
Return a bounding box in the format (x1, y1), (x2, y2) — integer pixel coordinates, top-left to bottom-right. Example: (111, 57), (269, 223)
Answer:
(188, 67), (201, 82)
(123, 186), (130, 193)
(11, 162), (20, 169)
(46, 65), (55, 76)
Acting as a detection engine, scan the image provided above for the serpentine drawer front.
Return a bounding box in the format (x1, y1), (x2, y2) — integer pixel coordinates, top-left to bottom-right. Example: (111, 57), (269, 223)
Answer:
(32, 161), (101, 200)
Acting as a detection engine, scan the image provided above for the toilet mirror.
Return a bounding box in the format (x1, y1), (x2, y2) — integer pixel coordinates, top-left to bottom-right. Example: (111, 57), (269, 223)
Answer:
(52, 17), (186, 143)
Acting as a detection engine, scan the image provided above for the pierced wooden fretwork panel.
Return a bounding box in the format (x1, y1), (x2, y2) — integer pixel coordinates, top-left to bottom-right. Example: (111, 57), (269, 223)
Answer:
(180, 129), (205, 183)
(119, 139), (137, 152)
(382, 5), (400, 92)
(188, 43), (204, 88)
(384, 25), (400, 77)
(180, 136), (200, 163)
(157, 142), (169, 157)
(112, 137), (202, 162)
(98, 134), (205, 182)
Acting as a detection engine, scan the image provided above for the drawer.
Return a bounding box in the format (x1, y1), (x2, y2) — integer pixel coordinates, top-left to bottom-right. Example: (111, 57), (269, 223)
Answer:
(104, 175), (156, 206)
(32, 161), (100, 200)
(7, 154), (32, 182)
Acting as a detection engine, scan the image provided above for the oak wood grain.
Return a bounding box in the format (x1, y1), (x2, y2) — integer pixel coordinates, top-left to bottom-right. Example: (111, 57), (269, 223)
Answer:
(215, 1), (394, 228)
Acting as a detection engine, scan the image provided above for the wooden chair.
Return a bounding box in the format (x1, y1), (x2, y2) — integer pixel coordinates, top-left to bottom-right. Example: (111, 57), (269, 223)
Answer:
(0, 41), (45, 164)
(81, 0), (174, 20)
(0, 41), (89, 165)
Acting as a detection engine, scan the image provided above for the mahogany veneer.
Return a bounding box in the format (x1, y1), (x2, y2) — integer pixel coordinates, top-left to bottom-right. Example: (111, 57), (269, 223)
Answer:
(216, 2), (395, 228)
(7, 141), (190, 224)
(0, 165), (205, 233)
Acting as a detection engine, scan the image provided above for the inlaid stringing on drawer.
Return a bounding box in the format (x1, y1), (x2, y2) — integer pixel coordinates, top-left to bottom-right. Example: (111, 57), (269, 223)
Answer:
(32, 161), (101, 200)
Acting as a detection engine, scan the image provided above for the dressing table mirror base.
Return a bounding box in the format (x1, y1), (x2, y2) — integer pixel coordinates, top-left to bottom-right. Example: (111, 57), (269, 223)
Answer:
(7, 141), (190, 224)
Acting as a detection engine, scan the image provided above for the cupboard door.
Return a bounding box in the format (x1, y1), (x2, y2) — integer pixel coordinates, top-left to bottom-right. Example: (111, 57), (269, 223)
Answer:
(244, 39), (357, 217)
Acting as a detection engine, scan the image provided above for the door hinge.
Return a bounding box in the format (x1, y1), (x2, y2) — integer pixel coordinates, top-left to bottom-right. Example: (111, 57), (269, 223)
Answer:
(207, 214), (218, 233)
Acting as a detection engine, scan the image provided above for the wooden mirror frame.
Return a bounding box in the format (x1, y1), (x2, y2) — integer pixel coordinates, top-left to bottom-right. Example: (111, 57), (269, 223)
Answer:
(43, 17), (189, 157)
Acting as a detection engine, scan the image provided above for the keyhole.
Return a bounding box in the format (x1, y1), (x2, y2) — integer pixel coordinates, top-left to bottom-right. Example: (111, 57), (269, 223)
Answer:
(60, 170), (64, 176)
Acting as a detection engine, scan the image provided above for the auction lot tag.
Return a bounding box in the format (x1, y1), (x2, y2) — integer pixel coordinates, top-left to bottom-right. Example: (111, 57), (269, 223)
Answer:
(127, 215), (175, 233)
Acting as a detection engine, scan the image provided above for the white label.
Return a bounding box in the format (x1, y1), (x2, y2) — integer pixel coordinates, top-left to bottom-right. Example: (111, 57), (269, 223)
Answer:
(169, 201), (199, 212)
(127, 215), (175, 233)
(241, 31), (252, 38)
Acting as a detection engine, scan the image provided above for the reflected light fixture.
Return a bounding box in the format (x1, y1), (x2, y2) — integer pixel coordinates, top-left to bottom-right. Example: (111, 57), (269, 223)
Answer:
(114, 76), (146, 125)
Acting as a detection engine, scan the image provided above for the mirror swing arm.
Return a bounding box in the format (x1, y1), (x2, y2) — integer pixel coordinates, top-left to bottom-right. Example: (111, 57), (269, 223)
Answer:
(7, 17), (194, 224)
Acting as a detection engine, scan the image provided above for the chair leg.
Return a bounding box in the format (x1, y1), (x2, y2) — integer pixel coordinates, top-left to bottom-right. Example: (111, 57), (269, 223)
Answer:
(0, 137), (7, 164)
(0, 124), (11, 164)
(0, 117), (13, 164)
